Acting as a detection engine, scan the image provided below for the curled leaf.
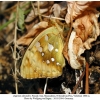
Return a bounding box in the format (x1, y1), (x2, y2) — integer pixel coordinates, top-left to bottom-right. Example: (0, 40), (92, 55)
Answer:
(68, 31), (85, 69)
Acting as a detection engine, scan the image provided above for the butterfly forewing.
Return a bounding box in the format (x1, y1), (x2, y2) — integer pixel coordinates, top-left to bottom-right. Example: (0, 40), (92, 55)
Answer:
(20, 26), (65, 79)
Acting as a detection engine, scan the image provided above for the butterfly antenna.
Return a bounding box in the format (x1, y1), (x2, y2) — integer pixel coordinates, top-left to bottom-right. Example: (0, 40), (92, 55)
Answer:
(43, 78), (48, 94)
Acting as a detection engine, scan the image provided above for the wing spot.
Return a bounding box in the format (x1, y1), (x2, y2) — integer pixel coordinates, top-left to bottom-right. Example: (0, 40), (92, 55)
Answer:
(41, 52), (45, 56)
(46, 60), (50, 64)
(55, 48), (58, 52)
(35, 41), (40, 47)
(56, 62), (60, 65)
(45, 35), (48, 41)
(48, 43), (54, 52)
(51, 58), (55, 62)
(37, 47), (42, 52)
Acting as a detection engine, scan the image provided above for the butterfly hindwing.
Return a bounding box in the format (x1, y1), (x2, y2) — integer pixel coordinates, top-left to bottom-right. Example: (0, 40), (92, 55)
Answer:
(20, 26), (65, 79)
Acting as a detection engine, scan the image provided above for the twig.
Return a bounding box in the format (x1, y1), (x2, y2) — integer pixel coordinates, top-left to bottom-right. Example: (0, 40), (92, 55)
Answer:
(41, 15), (65, 21)
(13, 1), (19, 94)
(37, 1), (42, 21)
(92, 41), (100, 46)
(43, 78), (48, 94)
(85, 50), (90, 94)
(75, 70), (83, 94)
(31, 1), (36, 16)
(71, 69), (85, 94)
(85, 62), (89, 94)
(3, 4), (17, 13)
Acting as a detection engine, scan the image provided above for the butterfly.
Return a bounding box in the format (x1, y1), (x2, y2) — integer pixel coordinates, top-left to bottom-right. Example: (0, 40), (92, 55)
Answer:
(20, 21), (65, 79)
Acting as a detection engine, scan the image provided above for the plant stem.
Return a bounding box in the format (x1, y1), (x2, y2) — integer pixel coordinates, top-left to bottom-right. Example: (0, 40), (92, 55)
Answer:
(13, 1), (19, 94)
(44, 78), (48, 94)
(85, 62), (89, 94)
(37, 1), (42, 21)
(71, 69), (85, 94)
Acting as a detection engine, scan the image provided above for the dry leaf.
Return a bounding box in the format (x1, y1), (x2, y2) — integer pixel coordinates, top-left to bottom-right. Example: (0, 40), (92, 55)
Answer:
(50, 2), (67, 18)
(67, 31), (85, 69)
(17, 21), (48, 45)
(65, 1), (100, 23)
(65, 1), (100, 24)
(65, 8), (99, 69)
(50, 4), (61, 17)
(65, 1), (91, 24)
(73, 8), (99, 43)
(25, 8), (48, 22)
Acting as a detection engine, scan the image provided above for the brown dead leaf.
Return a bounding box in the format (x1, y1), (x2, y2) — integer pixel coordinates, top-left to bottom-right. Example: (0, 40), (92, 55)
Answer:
(50, 4), (61, 17)
(17, 21), (48, 45)
(73, 9), (95, 42)
(64, 7), (99, 69)
(25, 8), (48, 23)
(65, 1), (91, 24)
(73, 36), (83, 55)
(67, 31), (85, 69)
(65, 1), (100, 24)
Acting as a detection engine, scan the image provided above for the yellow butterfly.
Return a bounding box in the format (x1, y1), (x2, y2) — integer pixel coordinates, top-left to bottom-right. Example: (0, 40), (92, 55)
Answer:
(20, 21), (65, 79)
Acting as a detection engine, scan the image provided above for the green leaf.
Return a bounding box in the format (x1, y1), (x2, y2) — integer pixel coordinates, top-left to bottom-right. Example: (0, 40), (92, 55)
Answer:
(18, 7), (25, 31)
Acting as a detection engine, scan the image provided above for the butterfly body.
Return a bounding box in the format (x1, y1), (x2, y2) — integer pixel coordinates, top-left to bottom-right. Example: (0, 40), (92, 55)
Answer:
(20, 26), (65, 79)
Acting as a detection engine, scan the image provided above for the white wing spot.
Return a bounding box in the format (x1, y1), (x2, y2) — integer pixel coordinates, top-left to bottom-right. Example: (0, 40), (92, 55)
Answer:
(35, 42), (40, 47)
(45, 35), (48, 41)
(48, 43), (54, 52)
(55, 48), (58, 52)
(46, 60), (50, 64)
(51, 58), (55, 62)
(56, 62), (60, 65)
(37, 47), (42, 52)
(41, 52), (44, 56)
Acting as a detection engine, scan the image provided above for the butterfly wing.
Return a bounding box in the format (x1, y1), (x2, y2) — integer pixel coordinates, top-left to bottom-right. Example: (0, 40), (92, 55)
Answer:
(20, 26), (65, 79)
